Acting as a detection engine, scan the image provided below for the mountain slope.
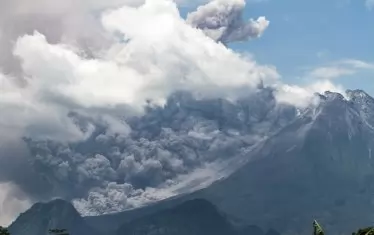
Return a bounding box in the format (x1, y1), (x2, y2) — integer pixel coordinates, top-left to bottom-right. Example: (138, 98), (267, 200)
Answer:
(197, 90), (374, 235)
(17, 89), (374, 235)
(86, 90), (374, 235)
(8, 199), (100, 235)
(116, 199), (237, 235)
(9, 198), (278, 235)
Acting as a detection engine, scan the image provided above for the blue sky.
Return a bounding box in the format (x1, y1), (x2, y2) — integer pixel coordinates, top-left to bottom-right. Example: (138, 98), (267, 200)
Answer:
(182, 0), (374, 95)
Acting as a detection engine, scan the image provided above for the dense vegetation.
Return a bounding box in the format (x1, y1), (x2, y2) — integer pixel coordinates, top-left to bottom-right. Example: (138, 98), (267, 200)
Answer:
(0, 227), (69, 235)
(313, 220), (374, 235)
(0, 226), (10, 235)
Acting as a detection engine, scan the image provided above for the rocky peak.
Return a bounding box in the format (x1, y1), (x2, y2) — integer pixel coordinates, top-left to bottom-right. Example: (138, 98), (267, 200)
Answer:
(347, 89), (372, 101)
(347, 89), (374, 111)
(323, 91), (346, 101)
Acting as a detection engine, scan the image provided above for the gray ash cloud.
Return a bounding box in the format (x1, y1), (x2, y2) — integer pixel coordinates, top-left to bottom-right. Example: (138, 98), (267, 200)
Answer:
(187, 0), (269, 43)
(17, 90), (296, 215)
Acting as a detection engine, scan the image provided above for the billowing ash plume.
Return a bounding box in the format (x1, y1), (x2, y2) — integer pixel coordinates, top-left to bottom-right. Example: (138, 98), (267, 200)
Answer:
(22, 90), (301, 215)
(0, 0), (278, 225)
(0, 0), (344, 226)
(186, 0), (269, 43)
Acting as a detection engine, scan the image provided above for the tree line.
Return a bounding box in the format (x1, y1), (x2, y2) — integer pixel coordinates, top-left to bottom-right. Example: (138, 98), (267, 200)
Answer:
(0, 220), (373, 235)
(0, 227), (69, 235)
(312, 220), (374, 235)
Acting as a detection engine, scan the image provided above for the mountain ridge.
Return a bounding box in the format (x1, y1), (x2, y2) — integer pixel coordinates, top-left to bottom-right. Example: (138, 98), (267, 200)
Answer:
(8, 199), (100, 235)
(8, 198), (279, 235)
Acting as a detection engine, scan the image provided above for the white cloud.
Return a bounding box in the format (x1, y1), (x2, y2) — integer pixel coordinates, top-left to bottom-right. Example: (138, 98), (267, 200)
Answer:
(278, 59), (374, 108)
(11, 0), (278, 112)
(0, 70), (92, 142)
(0, 0), (204, 76)
(275, 80), (345, 108)
(339, 59), (374, 69)
(308, 67), (355, 80)
(306, 59), (374, 80)
(1, 0), (137, 17)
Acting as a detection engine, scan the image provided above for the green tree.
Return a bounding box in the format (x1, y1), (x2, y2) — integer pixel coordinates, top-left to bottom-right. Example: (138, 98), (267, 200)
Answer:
(313, 220), (374, 235)
(313, 220), (324, 235)
(352, 227), (374, 235)
(0, 226), (10, 235)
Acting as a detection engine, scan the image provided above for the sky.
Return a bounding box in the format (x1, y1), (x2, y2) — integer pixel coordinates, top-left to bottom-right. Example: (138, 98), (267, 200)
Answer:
(0, 0), (373, 227)
(228, 0), (374, 94)
(178, 0), (374, 94)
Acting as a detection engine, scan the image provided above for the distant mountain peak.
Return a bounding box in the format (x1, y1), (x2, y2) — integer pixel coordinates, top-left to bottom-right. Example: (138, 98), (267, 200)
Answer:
(323, 91), (346, 101)
(9, 199), (99, 235)
(33, 198), (74, 208)
(312, 90), (374, 107)
(347, 89), (371, 99)
(347, 89), (374, 108)
(28, 199), (79, 216)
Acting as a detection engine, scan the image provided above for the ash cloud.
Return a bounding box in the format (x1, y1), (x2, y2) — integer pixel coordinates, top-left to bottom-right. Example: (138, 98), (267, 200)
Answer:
(186, 0), (269, 43)
(0, 0), (345, 226)
(23, 91), (300, 216)
(0, 0), (279, 225)
(0, 183), (31, 226)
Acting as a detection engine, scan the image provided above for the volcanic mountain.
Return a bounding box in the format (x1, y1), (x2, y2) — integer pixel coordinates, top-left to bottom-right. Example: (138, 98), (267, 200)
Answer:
(10, 89), (374, 235)
(86, 89), (374, 235)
